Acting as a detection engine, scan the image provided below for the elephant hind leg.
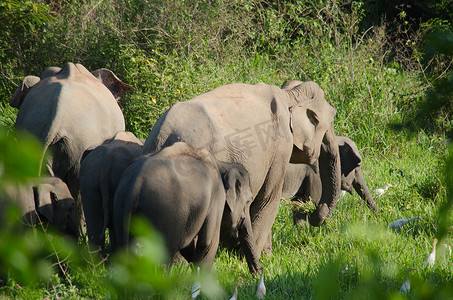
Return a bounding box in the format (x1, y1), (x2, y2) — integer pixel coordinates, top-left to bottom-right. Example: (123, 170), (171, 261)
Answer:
(81, 185), (105, 249)
(179, 238), (197, 262)
(192, 216), (221, 267)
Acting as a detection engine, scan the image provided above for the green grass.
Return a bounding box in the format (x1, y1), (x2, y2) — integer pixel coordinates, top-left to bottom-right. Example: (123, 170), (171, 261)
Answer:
(247, 136), (447, 297)
(205, 134), (451, 299)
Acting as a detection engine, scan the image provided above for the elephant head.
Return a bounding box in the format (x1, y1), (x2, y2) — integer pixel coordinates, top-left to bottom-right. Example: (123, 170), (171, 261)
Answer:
(1, 177), (79, 238)
(9, 64), (132, 109)
(282, 80), (337, 165)
(33, 177), (79, 238)
(219, 162), (260, 275)
(282, 80), (341, 226)
(337, 136), (378, 212)
(221, 163), (253, 233)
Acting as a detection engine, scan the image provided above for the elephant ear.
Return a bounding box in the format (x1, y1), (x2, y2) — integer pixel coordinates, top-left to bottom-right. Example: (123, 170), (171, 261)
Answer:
(220, 163), (252, 215)
(9, 76), (40, 109)
(33, 184), (54, 223)
(91, 68), (133, 100)
(338, 136), (361, 177)
(223, 168), (239, 212)
(290, 104), (317, 152)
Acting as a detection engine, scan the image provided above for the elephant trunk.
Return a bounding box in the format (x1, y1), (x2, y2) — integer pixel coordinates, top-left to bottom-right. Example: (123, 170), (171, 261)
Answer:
(308, 126), (341, 226)
(66, 207), (80, 239)
(238, 211), (261, 275)
(352, 167), (379, 213)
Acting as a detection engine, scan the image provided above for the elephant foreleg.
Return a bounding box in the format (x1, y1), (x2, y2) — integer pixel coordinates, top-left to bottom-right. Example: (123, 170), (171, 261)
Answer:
(250, 160), (287, 258)
(238, 213), (261, 275)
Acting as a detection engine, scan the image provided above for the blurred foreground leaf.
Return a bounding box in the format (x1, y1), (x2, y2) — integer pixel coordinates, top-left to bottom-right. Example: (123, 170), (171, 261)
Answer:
(108, 216), (223, 299)
(0, 127), (44, 185)
(108, 216), (182, 298)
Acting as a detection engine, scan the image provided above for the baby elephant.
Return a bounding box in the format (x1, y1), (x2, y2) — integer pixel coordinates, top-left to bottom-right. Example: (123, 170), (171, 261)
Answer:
(113, 142), (261, 274)
(80, 131), (143, 250)
(282, 136), (378, 226)
(0, 176), (79, 238)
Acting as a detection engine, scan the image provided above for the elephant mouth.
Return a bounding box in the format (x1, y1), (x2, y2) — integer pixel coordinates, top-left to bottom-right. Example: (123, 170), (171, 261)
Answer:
(290, 145), (316, 164)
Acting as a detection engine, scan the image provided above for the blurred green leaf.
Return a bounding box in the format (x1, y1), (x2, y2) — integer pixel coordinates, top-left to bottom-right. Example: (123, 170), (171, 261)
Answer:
(108, 216), (183, 298)
(0, 127), (44, 185)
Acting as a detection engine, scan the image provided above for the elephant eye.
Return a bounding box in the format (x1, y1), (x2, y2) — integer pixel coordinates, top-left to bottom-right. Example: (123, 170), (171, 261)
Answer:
(307, 110), (319, 127)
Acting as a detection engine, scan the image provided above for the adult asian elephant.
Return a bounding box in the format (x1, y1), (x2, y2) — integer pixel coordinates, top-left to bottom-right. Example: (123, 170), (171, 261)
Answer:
(282, 135), (378, 226)
(113, 142), (260, 273)
(0, 176), (79, 238)
(10, 63), (131, 212)
(142, 80), (341, 258)
(80, 131), (143, 251)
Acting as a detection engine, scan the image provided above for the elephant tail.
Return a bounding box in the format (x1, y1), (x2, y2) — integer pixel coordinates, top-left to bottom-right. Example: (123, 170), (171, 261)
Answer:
(100, 171), (111, 244)
(39, 141), (53, 177)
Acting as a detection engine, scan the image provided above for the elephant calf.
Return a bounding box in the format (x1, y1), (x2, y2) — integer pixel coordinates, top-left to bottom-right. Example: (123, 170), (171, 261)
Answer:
(0, 176), (79, 237)
(282, 136), (378, 226)
(80, 131), (143, 251)
(113, 142), (261, 274)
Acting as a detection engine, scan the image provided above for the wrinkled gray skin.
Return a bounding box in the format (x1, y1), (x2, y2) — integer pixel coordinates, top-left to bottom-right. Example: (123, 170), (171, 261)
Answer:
(113, 142), (260, 273)
(282, 136), (378, 225)
(142, 81), (341, 259)
(80, 131), (143, 250)
(10, 63), (131, 218)
(0, 177), (79, 238)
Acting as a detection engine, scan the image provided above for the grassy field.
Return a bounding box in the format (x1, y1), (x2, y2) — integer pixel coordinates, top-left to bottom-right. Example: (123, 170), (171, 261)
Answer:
(1, 0), (452, 299)
(212, 134), (452, 299)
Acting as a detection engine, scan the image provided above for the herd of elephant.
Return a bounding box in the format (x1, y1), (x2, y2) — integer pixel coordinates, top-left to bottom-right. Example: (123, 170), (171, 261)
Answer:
(1, 63), (379, 275)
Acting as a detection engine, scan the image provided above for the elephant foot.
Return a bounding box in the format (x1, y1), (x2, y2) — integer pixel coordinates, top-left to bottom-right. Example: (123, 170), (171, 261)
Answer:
(263, 244), (272, 256)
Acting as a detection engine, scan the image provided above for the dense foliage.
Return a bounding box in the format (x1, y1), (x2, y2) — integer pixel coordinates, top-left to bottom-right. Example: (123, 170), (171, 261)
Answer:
(0, 0), (452, 298)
